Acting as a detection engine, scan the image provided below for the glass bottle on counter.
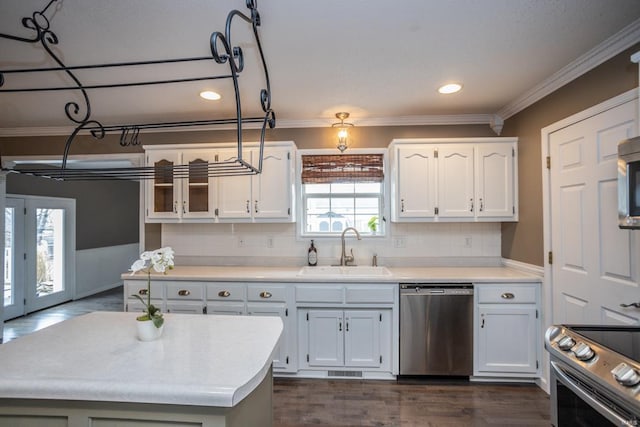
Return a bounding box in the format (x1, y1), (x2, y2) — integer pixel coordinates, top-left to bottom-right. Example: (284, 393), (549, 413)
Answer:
(308, 240), (318, 266)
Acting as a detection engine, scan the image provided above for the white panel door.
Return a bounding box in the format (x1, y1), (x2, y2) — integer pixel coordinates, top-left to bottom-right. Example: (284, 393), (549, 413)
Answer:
(438, 144), (475, 217)
(476, 143), (514, 218)
(395, 145), (437, 218)
(550, 99), (640, 325)
(252, 147), (291, 219)
(217, 148), (252, 219)
(306, 309), (344, 367)
(344, 310), (381, 368)
(247, 303), (289, 370)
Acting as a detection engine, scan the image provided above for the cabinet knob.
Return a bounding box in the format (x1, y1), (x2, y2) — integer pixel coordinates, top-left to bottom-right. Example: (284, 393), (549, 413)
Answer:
(401, 199), (405, 213)
(178, 289), (191, 296)
(138, 289), (148, 296)
(218, 290), (231, 298)
(259, 291), (272, 299)
(501, 292), (515, 299)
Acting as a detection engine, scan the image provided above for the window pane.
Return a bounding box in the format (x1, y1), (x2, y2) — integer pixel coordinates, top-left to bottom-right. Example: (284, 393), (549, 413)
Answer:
(354, 183), (381, 193)
(305, 183), (330, 194)
(36, 208), (65, 297)
(331, 183), (356, 194)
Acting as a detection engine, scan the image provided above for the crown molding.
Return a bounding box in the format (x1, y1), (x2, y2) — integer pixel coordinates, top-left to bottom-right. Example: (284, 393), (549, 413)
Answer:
(0, 114), (495, 137)
(497, 17), (640, 120)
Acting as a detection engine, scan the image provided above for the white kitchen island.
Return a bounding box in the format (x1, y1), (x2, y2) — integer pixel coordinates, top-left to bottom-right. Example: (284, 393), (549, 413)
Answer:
(0, 312), (282, 427)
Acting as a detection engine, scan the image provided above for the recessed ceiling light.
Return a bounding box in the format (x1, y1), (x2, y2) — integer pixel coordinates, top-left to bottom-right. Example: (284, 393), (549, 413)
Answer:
(438, 83), (462, 94)
(200, 91), (221, 100)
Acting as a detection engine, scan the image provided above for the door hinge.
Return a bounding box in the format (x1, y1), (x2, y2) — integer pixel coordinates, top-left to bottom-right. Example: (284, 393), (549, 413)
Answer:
(203, 306), (207, 314)
(380, 355), (383, 363)
(548, 251), (553, 265)
(513, 206), (515, 214)
(546, 156), (551, 169)
(23, 253), (26, 260)
(287, 152), (290, 160)
(214, 208), (219, 217)
(215, 154), (219, 162)
(536, 360), (539, 369)
(24, 298), (27, 305)
(434, 149), (438, 158)
(379, 313), (382, 322)
(306, 354), (309, 363)
(536, 309), (539, 319)
(435, 207), (439, 215)
(23, 207), (26, 215)
(285, 308), (288, 317)
(286, 356), (289, 364)
(512, 147), (515, 157)
(306, 312), (309, 321)
(288, 208), (291, 216)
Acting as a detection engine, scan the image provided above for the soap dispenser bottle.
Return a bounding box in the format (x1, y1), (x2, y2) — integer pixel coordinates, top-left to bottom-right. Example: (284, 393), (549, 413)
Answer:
(308, 240), (318, 266)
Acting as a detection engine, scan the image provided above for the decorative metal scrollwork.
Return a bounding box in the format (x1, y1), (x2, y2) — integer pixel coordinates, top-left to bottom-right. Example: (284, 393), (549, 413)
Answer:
(0, 0), (275, 180)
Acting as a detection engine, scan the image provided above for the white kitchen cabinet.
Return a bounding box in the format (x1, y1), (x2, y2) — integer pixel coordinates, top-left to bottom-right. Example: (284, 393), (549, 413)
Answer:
(389, 138), (518, 222)
(165, 282), (205, 314)
(300, 309), (388, 369)
(392, 145), (437, 219)
(144, 142), (296, 223)
(145, 149), (217, 221)
(474, 283), (540, 378)
(437, 144), (475, 218)
(217, 146), (293, 221)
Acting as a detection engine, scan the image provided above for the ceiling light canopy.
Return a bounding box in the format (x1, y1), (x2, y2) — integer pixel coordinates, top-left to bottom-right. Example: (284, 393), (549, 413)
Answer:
(438, 83), (463, 94)
(331, 112), (355, 153)
(199, 91), (221, 100)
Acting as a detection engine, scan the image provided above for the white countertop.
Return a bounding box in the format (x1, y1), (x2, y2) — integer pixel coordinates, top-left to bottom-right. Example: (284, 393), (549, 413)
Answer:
(122, 265), (541, 283)
(0, 312), (282, 408)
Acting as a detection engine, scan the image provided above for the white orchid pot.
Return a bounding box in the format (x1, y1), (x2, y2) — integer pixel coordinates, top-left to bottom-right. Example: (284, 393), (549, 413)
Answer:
(136, 319), (164, 342)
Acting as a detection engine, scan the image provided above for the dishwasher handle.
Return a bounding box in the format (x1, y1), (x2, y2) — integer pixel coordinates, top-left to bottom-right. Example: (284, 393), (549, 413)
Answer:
(400, 285), (473, 296)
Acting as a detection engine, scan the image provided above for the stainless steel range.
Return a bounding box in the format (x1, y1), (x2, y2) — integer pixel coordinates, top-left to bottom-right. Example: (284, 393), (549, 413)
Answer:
(545, 325), (640, 426)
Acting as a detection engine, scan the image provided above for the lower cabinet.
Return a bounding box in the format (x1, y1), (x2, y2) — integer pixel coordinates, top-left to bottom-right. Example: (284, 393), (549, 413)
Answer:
(474, 283), (540, 378)
(298, 308), (393, 373)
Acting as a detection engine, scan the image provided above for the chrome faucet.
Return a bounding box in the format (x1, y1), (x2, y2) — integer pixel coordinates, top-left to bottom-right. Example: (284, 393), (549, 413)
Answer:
(340, 227), (361, 266)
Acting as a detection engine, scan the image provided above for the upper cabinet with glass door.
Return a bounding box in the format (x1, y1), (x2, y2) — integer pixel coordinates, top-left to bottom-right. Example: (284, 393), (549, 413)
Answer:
(144, 142), (296, 223)
(145, 149), (216, 221)
(389, 138), (518, 222)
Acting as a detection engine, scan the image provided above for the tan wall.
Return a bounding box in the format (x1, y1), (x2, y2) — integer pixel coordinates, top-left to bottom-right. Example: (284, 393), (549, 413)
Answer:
(501, 43), (640, 266)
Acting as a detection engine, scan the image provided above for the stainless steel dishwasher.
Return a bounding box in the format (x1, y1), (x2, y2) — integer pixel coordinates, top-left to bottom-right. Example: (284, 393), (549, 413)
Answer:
(399, 284), (474, 376)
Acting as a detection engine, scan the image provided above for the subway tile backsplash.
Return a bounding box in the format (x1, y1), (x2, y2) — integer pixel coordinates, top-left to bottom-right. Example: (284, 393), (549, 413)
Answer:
(162, 222), (502, 267)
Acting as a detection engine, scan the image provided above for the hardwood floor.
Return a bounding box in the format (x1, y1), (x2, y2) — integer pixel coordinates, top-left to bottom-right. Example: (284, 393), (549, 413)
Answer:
(2, 288), (551, 426)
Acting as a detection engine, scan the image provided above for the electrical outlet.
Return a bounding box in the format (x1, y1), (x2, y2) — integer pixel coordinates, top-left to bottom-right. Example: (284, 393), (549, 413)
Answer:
(266, 237), (274, 248)
(393, 237), (406, 248)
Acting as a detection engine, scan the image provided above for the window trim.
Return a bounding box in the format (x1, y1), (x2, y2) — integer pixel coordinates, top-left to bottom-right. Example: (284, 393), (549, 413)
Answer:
(296, 148), (390, 240)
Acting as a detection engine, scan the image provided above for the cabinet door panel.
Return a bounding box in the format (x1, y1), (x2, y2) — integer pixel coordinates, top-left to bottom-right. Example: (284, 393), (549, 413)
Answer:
(247, 304), (289, 370)
(146, 151), (181, 220)
(396, 146), (437, 218)
(438, 145), (475, 217)
(476, 144), (514, 218)
(253, 147), (291, 219)
(182, 150), (216, 219)
(307, 310), (344, 367)
(166, 301), (205, 314)
(344, 310), (381, 368)
(477, 306), (537, 374)
(217, 149), (252, 219)
(206, 302), (245, 315)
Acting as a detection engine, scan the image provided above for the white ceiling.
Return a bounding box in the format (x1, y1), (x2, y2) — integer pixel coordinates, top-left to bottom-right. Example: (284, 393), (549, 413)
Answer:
(1, 0), (640, 134)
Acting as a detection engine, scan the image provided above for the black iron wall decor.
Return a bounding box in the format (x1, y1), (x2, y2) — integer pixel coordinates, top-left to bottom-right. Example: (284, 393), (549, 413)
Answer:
(0, 0), (275, 180)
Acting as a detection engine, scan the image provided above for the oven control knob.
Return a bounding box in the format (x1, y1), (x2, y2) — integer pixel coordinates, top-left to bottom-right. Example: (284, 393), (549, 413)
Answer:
(572, 342), (595, 361)
(557, 336), (576, 351)
(612, 363), (640, 387)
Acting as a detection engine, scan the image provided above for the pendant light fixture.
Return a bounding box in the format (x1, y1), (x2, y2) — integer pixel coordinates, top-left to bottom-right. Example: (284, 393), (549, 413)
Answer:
(332, 112), (354, 152)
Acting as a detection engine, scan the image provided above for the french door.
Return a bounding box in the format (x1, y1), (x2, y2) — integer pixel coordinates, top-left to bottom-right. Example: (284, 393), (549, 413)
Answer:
(3, 195), (75, 320)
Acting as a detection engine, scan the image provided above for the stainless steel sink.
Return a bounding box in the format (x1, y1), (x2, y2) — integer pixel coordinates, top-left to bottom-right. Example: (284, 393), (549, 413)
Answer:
(297, 265), (393, 277)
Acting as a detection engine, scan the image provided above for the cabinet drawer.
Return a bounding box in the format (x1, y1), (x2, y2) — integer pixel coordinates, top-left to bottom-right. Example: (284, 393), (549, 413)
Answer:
(247, 284), (287, 302)
(296, 285), (344, 303)
(345, 285), (396, 304)
(166, 282), (204, 300)
(477, 284), (537, 304)
(125, 281), (164, 299)
(206, 283), (246, 301)
(207, 302), (246, 316)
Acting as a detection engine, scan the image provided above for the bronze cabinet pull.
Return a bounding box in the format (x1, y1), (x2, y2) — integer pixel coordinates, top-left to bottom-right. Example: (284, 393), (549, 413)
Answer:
(218, 290), (231, 298)
(138, 289), (148, 296)
(501, 292), (515, 299)
(178, 289), (191, 296)
(259, 291), (272, 299)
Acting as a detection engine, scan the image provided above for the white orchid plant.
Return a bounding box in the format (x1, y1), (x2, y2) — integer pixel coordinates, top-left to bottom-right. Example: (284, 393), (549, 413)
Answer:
(129, 247), (175, 328)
